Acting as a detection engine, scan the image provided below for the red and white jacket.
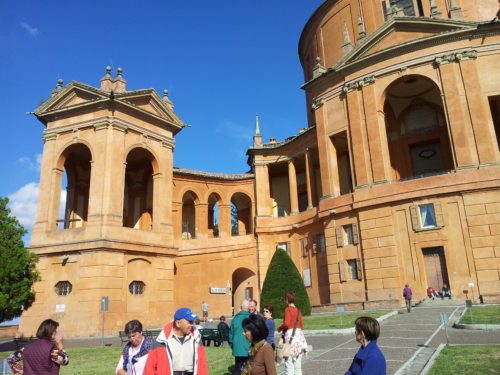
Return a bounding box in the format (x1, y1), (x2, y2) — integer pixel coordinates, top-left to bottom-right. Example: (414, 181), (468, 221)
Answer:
(143, 321), (208, 375)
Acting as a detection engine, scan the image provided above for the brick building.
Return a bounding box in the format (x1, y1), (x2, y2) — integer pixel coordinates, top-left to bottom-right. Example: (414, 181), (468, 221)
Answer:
(20, 0), (500, 336)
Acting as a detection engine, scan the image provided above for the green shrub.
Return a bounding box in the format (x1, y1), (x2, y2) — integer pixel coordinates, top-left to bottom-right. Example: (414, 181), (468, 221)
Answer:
(260, 248), (311, 319)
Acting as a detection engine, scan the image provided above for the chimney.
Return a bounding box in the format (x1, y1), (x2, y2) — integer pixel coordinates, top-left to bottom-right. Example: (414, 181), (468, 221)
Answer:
(269, 137), (277, 144)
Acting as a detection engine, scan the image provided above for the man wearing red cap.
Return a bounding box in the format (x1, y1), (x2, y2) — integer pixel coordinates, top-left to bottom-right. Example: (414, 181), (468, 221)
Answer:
(144, 308), (208, 375)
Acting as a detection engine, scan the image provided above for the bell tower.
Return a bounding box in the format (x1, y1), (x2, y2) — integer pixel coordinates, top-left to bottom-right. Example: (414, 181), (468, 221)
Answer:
(19, 68), (184, 336)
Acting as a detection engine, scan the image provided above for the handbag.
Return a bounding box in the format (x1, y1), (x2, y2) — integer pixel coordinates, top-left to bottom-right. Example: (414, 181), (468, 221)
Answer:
(275, 307), (300, 362)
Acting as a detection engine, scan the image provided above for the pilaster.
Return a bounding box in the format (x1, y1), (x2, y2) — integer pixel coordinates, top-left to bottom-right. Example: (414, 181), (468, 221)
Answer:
(254, 163), (272, 217)
(288, 159), (299, 214)
(305, 151), (314, 208)
(312, 99), (334, 198)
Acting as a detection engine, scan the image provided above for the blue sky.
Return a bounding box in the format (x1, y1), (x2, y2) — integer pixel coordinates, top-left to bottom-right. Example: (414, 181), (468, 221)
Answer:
(1, 1), (323, 236)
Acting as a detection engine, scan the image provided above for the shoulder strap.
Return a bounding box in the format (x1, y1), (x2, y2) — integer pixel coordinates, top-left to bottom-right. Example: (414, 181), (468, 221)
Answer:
(289, 307), (301, 342)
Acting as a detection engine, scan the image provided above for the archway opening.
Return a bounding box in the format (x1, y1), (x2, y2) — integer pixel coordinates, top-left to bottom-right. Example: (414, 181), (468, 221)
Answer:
(182, 191), (198, 239)
(59, 144), (92, 229)
(230, 192), (252, 236)
(123, 148), (154, 230)
(384, 76), (453, 181)
(207, 193), (221, 238)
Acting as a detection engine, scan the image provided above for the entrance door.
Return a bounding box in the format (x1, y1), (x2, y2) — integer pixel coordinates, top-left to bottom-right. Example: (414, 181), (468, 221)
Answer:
(422, 247), (449, 291)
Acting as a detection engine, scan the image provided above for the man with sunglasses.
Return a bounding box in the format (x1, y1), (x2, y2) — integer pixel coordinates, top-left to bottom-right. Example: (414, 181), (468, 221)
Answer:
(144, 308), (208, 375)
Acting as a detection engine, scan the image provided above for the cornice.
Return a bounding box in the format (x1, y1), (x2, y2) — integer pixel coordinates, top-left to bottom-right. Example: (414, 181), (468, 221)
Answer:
(303, 20), (500, 91)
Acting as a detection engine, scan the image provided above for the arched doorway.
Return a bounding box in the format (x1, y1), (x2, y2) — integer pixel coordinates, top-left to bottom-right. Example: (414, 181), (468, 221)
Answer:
(232, 267), (257, 313)
(123, 148), (156, 230)
(383, 75), (453, 180)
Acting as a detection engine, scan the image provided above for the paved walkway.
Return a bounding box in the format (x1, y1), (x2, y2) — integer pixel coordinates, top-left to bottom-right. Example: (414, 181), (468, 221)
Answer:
(285, 302), (500, 375)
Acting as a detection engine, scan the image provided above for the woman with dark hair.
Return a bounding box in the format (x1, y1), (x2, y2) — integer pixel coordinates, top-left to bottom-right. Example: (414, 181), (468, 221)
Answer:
(278, 291), (308, 375)
(263, 305), (275, 349)
(345, 317), (386, 375)
(7, 319), (69, 374)
(241, 314), (276, 375)
(116, 319), (153, 375)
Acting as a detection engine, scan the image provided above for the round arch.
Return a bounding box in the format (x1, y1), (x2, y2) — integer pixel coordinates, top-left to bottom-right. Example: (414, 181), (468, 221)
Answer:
(382, 75), (453, 180)
(56, 143), (93, 229)
(181, 190), (199, 239)
(232, 267), (257, 312)
(230, 192), (253, 236)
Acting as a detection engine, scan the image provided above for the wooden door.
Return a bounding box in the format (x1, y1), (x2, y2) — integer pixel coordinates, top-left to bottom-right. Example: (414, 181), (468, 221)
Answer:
(422, 247), (449, 290)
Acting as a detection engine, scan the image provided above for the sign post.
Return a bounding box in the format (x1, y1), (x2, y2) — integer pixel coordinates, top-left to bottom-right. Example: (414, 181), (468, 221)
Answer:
(101, 296), (109, 346)
(336, 306), (345, 328)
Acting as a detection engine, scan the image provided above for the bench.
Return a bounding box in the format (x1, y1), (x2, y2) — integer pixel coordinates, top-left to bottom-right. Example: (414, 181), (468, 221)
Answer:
(14, 337), (36, 350)
(119, 329), (162, 346)
(200, 328), (228, 347)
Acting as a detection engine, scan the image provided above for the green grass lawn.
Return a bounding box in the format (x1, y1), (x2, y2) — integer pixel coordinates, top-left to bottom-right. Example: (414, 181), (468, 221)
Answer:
(428, 345), (500, 375)
(275, 310), (388, 330)
(459, 305), (500, 324)
(1, 346), (234, 375)
(0, 311), (388, 374)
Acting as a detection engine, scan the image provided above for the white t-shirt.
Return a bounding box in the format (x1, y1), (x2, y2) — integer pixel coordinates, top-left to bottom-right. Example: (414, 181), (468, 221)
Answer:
(115, 340), (148, 375)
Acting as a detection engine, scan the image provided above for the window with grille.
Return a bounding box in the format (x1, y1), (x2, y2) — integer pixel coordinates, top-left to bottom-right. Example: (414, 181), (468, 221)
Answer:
(347, 259), (359, 280)
(313, 234), (326, 253)
(301, 238), (308, 257)
(129, 281), (145, 295)
(335, 224), (359, 247)
(55, 281), (72, 296)
(277, 242), (291, 256)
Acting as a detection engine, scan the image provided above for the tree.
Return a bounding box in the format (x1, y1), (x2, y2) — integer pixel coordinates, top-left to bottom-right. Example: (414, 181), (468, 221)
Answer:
(0, 197), (39, 323)
(260, 247), (311, 319)
(231, 203), (239, 236)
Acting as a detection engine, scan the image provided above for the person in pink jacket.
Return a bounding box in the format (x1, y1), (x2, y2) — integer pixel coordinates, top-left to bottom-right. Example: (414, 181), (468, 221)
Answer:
(144, 308), (208, 375)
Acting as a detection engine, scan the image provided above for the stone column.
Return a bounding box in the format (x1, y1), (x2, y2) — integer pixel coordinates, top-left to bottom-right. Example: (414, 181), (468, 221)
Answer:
(288, 159), (299, 214)
(344, 83), (372, 188)
(305, 150), (314, 208)
(254, 163), (271, 217)
(435, 55), (478, 168)
(458, 56), (499, 165)
(195, 203), (208, 238)
(218, 203), (231, 237)
(362, 83), (392, 183)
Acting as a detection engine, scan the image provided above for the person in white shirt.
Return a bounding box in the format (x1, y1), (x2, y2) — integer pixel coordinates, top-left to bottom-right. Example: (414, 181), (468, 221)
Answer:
(116, 320), (154, 375)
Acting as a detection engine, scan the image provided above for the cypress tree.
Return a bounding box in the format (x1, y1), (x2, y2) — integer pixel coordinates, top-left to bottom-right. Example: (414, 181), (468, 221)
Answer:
(260, 248), (311, 319)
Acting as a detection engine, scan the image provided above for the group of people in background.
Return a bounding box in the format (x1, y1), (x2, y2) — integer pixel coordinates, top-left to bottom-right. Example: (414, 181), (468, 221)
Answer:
(7, 290), (387, 375)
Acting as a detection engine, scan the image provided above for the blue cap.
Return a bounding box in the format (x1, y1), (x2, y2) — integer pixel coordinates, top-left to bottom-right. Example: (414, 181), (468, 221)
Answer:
(174, 308), (198, 322)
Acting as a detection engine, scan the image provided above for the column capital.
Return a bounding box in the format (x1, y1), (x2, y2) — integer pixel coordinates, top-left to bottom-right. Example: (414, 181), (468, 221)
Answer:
(342, 75), (375, 93)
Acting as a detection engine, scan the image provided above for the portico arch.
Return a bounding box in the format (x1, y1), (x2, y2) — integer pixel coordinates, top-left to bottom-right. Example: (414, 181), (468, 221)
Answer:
(383, 75), (453, 180)
(123, 148), (156, 230)
(182, 190), (199, 239)
(230, 192), (252, 236)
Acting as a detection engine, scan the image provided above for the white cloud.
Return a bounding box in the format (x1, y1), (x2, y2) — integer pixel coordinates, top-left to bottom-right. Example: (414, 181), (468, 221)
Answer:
(8, 182), (39, 230)
(20, 22), (39, 37)
(7, 182), (67, 233)
(17, 153), (42, 172)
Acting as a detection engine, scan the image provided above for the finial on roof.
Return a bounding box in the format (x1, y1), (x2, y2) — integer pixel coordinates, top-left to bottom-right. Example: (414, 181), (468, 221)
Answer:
(358, 15), (366, 39)
(255, 115), (260, 135)
(106, 66), (112, 77)
(342, 22), (353, 54)
(162, 89), (174, 110)
(312, 56), (326, 78)
(117, 67), (123, 77)
(252, 114), (263, 148)
(57, 79), (64, 88)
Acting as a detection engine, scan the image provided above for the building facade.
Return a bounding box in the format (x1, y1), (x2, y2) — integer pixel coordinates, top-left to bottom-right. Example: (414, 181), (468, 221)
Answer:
(20, 0), (500, 336)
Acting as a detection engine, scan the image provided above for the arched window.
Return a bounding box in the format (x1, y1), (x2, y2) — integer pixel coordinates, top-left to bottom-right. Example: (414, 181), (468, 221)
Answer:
(55, 281), (72, 296)
(207, 193), (221, 238)
(129, 281), (145, 295)
(182, 191), (198, 239)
